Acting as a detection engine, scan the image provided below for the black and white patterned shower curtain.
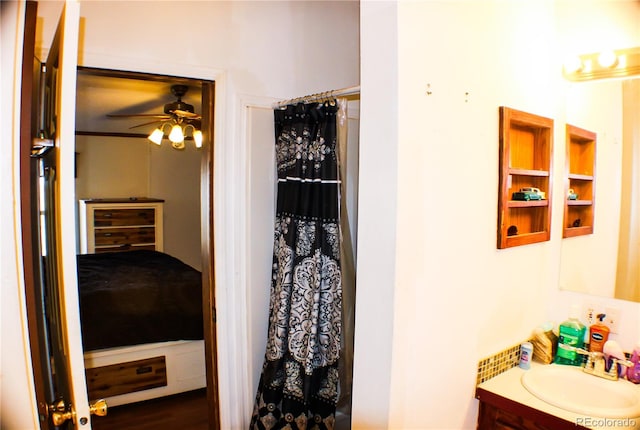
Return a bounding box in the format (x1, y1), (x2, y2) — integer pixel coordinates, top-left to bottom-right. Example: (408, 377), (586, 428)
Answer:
(250, 101), (342, 430)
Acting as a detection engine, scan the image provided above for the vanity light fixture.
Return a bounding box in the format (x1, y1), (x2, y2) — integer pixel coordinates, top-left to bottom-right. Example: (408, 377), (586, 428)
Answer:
(147, 120), (202, 150)
(563, 47), (640, 81)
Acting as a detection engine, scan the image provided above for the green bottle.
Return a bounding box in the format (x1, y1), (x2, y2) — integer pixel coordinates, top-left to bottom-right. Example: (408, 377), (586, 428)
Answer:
(554, 305), (587, 366)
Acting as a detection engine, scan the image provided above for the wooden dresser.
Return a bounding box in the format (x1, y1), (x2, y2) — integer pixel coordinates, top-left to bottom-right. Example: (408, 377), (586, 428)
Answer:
(78, 198), (164, 254)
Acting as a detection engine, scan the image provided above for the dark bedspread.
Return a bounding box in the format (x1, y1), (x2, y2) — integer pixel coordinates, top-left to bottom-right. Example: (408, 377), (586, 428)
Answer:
(77, 250), (203, 351)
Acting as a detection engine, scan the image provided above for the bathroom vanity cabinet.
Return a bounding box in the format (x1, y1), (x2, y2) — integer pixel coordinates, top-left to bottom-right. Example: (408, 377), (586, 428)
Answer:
(476, 388), (589, 430)
(563, 124), (596, 238)
(497, 107), (554, 249)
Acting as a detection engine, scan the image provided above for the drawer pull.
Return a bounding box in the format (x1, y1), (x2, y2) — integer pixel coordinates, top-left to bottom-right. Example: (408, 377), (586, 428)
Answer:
(103, 233), (112, 237)
(103, 213), (112, 218)
(136, 366), (153, 375)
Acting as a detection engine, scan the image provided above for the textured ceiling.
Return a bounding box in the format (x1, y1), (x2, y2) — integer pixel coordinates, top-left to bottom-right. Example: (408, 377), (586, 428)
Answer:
(75, 72), (202, 136)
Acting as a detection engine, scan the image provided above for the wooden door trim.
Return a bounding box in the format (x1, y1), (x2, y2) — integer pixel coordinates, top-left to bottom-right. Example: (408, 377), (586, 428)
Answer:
(20, 1), (51, 427)
(201, 81), (221, 430)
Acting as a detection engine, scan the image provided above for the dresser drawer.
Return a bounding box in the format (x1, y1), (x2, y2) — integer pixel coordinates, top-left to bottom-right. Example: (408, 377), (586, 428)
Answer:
(86, 356), (167, 400)
(79, 200), (164, 253)
(94, 227), (155, 246)
(94, 208), (156, 227)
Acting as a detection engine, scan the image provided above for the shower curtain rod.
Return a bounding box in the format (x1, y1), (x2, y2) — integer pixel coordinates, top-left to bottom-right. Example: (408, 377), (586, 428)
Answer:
(273, 85), (361, 108)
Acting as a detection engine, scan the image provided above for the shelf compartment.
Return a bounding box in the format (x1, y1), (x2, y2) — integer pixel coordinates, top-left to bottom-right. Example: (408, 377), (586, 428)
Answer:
(498, 107), (554, 249)
(564, 205), (594, 237)
(563, 124), (596, 238)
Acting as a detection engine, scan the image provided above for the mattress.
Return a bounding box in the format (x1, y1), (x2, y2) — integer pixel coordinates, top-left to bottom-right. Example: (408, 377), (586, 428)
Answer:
(77, 250), (203, 351)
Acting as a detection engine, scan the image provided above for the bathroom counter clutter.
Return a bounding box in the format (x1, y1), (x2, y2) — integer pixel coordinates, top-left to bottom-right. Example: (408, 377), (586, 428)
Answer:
(476, 362), (640, 430)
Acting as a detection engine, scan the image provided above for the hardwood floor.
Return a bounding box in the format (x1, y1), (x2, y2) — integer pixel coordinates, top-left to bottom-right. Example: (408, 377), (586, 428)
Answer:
(91, 389), (209, 430)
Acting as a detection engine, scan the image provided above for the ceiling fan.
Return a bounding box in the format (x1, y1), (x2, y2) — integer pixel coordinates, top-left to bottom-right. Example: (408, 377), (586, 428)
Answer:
(107, 84), (203, 149)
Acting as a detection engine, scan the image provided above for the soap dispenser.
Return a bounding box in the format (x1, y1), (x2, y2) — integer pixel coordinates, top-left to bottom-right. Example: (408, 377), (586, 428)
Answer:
(588, 313), (610, 353)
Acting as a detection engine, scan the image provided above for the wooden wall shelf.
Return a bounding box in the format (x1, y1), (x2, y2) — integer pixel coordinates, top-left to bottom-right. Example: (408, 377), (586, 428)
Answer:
(563, 125), (596, 238)
(497, 107), (554, 249)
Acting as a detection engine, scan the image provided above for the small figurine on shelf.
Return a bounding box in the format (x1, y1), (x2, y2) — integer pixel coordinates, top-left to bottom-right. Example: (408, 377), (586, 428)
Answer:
(567, 189), (578, 200)
(512, 187), (545, 201)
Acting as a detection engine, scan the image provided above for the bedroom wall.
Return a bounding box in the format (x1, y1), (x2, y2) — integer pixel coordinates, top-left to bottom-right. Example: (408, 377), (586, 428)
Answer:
(75, 135), (203, 271)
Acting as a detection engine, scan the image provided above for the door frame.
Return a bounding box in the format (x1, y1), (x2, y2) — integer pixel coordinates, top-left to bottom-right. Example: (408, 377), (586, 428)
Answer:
(21, 7), (238, 426)
(72, 58), (240, 429)
(74, 66), (220, 428)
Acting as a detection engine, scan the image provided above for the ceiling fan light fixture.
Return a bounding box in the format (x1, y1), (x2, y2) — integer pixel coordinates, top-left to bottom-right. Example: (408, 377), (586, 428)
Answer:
(148, 128), (164, 145)
(171, 140), (186, 150)
(169, 124), (184, 144)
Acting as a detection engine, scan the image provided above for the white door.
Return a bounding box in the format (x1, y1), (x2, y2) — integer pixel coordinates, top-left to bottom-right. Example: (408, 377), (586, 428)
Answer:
(40, 1), (96, 427)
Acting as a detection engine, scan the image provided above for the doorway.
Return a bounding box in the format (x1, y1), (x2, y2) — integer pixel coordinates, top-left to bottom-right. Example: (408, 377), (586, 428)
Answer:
(74, 67), (219, 429)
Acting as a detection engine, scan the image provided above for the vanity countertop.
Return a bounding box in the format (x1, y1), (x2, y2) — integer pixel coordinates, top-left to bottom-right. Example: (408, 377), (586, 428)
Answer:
(475, 362), (640, 430)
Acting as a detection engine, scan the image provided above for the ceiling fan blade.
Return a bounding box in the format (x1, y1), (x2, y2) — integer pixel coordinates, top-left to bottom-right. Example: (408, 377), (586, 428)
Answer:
(171, 109), (202, 119)
(129, 119), (165, 130)
(107, 113), (172, 119)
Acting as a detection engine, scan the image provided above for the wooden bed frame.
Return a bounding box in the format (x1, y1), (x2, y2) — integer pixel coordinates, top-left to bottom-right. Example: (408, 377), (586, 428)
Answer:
(84, 339), (206, 406)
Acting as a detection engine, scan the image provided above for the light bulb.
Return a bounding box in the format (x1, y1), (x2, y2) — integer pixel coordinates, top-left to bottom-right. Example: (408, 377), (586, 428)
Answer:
(563, 56), (583, 74)
(598, 50), (618, 68)
(148, 128), (164, 145)
(193, 130), (203, 148)
(169, 124), (184, 143)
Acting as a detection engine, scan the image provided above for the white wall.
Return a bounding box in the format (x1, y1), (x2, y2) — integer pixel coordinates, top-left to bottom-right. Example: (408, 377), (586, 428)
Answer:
(391, 2), (561, 428)
(245, 104), (276, 407)
(351, 2), (399, 428)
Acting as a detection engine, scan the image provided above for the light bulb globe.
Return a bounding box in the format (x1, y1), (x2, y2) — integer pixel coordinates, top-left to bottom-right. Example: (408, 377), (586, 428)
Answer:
(169, 124), (184, 143)
(148, 128), (164, 145)
(193, 130), (203, 148)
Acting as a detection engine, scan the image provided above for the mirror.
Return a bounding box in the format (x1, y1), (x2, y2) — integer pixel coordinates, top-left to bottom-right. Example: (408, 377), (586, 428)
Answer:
(559, 78), (640, 302)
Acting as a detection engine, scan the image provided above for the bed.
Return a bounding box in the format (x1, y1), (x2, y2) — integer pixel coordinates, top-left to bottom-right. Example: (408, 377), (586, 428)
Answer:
(77, 250), (206, 406)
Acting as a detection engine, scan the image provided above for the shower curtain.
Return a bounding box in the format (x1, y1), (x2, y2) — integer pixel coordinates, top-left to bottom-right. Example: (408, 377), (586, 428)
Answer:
(250, 100), (348, 430)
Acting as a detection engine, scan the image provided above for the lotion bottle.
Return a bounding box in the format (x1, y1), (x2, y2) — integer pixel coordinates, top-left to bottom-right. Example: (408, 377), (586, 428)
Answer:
(588, 313), (610, 353)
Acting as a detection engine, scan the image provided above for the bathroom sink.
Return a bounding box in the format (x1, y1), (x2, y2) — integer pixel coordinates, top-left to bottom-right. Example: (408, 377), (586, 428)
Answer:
(521, 364), (640, 418)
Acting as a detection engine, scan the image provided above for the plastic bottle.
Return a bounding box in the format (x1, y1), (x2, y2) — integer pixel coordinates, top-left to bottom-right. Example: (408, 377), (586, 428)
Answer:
(588, 313), (610, 353)
(519, 342), (533, 370)
(554, 304), (587, 366)
(627, 343), (640, 384)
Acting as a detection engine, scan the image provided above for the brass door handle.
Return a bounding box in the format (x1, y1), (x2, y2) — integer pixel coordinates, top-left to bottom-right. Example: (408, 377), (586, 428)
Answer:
(49, 398), (107, 426)
(90, 399), (108, 417)
(49, 399), (73, 426)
